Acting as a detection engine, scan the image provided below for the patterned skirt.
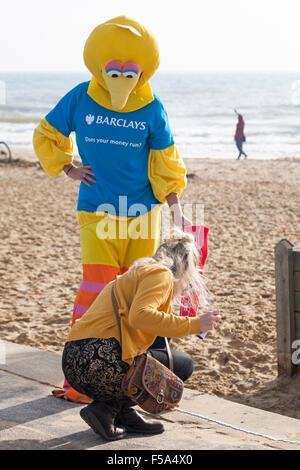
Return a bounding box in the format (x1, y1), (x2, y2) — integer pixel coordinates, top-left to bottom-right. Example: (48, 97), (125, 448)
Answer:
(62, 337), (130, 401)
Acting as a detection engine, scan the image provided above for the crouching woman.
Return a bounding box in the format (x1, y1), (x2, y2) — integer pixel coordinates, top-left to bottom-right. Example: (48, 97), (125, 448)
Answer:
(62, 231), (220, 441)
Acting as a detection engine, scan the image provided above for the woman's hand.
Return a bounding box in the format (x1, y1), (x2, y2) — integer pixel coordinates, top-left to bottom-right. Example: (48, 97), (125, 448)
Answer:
(64, 165), (96, 187)
(199, 310), (221, 332)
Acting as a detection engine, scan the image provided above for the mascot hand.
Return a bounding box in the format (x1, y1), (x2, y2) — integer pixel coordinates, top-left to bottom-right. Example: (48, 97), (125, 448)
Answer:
(172, 211), (193, 230)
(66, 165), (96, 187)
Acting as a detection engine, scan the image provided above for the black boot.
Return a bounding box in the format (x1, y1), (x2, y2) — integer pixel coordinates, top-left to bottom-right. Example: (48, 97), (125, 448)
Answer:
(116, 400), (164, 435)
(80, 400), (127, 441)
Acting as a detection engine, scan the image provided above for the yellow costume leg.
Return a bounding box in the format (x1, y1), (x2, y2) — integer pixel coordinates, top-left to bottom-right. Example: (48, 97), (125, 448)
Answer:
(121, 204), (161, 269)
(72, 212), (123, 326)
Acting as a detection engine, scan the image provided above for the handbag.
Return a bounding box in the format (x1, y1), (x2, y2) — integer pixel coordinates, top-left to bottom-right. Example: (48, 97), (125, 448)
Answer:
(111, 281), (184, 414)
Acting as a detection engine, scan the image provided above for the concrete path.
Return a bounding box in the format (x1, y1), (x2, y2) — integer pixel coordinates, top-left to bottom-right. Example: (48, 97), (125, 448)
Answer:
(1, 340), (300, 450)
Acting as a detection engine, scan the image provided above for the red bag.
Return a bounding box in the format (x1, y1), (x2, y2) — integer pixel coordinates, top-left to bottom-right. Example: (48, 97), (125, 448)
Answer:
(179, 225), (209, 317)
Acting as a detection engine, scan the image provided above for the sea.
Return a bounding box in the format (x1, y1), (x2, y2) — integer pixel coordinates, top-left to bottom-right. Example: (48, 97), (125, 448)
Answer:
(0, 72), (300, 160)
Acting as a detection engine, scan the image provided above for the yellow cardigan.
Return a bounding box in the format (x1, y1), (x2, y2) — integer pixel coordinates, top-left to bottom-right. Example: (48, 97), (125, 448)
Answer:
(67, 264), (201, 365)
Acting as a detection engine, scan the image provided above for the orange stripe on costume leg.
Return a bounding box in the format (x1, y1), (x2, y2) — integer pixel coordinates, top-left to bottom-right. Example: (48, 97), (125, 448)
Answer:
(71, 264), (121, 326)
(82, 264), (120, 283)
(71, 291), (100, 327)
(74, 290), (100, 308)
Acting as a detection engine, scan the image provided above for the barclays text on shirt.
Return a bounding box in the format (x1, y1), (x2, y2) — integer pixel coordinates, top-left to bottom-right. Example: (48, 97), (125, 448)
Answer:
(85, 113), (147, 130)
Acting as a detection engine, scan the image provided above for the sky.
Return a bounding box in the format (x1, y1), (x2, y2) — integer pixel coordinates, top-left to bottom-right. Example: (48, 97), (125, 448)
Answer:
(1, 0), (300, 73)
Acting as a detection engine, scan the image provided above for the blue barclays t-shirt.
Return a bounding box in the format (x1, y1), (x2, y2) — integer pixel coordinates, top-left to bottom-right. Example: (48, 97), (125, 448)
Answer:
(45, 81), (174, 216)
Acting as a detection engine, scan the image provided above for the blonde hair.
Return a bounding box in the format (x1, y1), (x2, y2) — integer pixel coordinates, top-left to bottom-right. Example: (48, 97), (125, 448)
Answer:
(127, 227), (209, 311)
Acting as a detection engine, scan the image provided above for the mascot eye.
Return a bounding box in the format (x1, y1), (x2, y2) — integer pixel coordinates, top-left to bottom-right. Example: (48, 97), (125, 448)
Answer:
(123, 70), (138, 78)
(106, 69), (122, 78)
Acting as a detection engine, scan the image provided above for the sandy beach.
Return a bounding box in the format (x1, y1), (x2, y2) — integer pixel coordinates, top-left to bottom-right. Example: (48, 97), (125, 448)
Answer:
(1, 148), (300, 420)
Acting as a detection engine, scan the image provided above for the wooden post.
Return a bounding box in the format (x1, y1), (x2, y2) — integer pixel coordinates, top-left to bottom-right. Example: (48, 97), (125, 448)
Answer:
(294, 248), (300, 344)
(275, 239), (297, 376)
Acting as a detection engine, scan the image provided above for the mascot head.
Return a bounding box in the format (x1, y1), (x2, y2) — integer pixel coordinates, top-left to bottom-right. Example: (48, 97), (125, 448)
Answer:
(84, 16), (160, 111)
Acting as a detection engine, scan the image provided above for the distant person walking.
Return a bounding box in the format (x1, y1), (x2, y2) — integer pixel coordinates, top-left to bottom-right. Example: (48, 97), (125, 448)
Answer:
(234, 110), (247, 160)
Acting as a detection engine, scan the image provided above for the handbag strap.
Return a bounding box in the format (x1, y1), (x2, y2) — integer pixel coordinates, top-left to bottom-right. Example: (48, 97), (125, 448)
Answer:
(111, 281), (122, 346)
(111, 280), (174, 372)
(164, 337), (174, 372)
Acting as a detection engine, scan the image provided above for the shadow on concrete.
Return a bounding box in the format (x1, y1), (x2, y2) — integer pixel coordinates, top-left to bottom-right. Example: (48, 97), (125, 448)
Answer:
(1, 427), (152, 450)
(0, 429), (108, 450)
(0, 427), (157, 450)
(0, 394), (155, 450)
(0, 396), (81, 431)
(0, 432), (95, 450)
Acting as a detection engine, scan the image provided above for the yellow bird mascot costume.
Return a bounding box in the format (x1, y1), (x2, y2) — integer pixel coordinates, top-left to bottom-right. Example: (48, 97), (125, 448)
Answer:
(33, 16), (187, 403)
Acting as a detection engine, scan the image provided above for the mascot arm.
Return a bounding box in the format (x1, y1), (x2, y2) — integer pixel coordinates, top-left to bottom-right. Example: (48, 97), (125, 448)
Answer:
(33, 118), (73, 177)
(148, 144), (187, 203)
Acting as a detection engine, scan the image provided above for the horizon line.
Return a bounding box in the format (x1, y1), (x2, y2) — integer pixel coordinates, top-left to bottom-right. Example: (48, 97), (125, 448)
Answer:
(1, 70), (300, 75)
